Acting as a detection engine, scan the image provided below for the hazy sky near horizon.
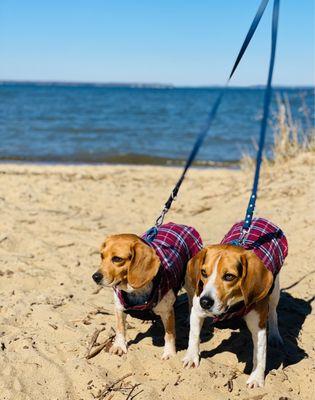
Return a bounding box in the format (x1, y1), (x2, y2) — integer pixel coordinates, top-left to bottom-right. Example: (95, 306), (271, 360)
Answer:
(0, 0), (314, 86)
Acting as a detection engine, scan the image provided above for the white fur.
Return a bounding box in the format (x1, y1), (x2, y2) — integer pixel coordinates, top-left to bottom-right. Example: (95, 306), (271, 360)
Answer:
(182, 295), (205, 368)
(184, 267), (282, 389)
(199, 256), (224, 315)
(244, 310), (266, 388)
(114, 290), (125, 310)
(110, 331), (128, 355)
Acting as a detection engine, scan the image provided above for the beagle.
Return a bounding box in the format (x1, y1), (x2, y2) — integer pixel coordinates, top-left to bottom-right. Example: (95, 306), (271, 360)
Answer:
(92, 222), (202, 359)
(183, 218), (288, 388)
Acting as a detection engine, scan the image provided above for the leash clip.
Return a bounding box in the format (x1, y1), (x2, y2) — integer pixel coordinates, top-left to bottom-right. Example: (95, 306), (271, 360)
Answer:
(238, 228), (249, 245)
(155, 206), (168, 228)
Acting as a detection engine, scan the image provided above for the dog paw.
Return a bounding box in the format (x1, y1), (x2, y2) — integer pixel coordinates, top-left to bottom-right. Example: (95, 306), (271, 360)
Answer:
(161, 342), (176, 360)
(246, 371), (265, 388)
(269, 333), (284, 348)
(161, 348), (176, 360)
(182, 352), (200, 368)
(109, 339), (127, 356)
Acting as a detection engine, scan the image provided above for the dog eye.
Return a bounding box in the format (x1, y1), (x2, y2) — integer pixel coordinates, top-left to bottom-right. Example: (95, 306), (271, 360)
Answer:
(223, 273), (236, 281)
(112, 256), (124, 263)
(201, 269), (208, 278)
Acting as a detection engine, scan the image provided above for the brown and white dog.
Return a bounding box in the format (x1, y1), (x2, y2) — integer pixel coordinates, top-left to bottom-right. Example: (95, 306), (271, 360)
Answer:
(92, 223), (202, 359)
(183, 218), (288, 388)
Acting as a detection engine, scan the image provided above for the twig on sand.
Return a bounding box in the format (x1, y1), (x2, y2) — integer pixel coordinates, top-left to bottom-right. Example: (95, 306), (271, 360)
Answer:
(86, 327), (105, 357)
(224, 379), (233, 392)
(126, 384), (141, 400)
(87, 303), (112, 315)
(96, 373), (133, 399)
(70, 304), (112, 326)
(86, 334), (115, 360)
(174, 375), (184, 386)
(131, 390), (144, 399)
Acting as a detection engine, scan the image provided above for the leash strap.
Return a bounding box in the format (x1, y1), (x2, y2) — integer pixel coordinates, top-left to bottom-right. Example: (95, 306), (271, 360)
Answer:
(146, 0), (270, 242)
(240, 0), (280, 241)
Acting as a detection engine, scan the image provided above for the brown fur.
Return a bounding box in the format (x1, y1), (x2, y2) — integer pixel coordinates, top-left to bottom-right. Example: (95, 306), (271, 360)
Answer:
(254, 297), (270, 329)
(187, 244), (274, 309)
(97, 234), (160, 289)
(94, 234), (176, 359)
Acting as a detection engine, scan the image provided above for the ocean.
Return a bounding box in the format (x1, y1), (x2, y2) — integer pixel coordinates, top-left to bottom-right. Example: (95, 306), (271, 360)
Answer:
(0, 83), (313, 166)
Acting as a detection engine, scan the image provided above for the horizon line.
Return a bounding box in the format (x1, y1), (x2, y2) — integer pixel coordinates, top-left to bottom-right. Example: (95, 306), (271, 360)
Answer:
(0, 79), (314, 89)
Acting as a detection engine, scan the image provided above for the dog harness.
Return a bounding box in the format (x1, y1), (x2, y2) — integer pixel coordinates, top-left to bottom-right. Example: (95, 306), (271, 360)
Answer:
(115, 222), (203, 312)
(212, 217), (288, 323)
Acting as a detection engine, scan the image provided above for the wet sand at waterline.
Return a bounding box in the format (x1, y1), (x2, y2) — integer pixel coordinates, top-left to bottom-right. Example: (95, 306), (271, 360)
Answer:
(0, 153), (314, 400)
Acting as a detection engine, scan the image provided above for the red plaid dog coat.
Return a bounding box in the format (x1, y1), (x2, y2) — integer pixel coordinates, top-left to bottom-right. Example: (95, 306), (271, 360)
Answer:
(115, 222), (203, 311)
(212, 217), (288, 323)
(222, 217), (288, 275)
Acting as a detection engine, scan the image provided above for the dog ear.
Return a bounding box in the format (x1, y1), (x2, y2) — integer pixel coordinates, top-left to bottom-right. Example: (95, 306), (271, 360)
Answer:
(240, 251), (274, 307)
(187, 248), (207, 296)
(127, 241), (160, 289)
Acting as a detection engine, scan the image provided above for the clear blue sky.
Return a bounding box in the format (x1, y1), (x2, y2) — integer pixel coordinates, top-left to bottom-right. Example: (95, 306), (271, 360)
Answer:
(0, 0), (314, 86)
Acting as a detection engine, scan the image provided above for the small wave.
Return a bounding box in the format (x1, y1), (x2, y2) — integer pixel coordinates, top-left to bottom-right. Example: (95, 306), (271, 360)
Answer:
(0, 153), (239, 168)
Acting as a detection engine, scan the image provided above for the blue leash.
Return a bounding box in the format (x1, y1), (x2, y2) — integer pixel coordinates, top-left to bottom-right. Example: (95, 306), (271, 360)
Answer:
(238, 0), (280, 244)
(146, 0), (273, 242)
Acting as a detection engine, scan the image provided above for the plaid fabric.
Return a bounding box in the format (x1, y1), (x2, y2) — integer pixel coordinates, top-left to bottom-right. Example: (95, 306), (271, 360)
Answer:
(221, 217), (288, 275)
(212, 217), (288, 323)
(116, 222), (203, 311)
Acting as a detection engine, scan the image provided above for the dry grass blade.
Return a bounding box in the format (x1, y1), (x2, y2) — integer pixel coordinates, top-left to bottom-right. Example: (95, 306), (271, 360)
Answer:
(96, 373), (133, 399)
(129, 389), (144, 399)
(126, 384), (141, 400)
(240, 93), (315, 171)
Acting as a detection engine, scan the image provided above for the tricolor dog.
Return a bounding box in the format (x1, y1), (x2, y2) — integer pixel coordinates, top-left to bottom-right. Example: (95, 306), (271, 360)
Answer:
(92, 222), (202, 359)
(183, 218), (288, 388)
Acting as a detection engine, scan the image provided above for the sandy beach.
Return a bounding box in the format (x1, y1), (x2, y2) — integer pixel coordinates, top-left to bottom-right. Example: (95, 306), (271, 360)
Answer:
(0, 153), (314, 400)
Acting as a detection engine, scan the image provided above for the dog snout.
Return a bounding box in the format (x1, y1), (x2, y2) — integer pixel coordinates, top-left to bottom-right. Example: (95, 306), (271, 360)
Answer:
(200, 296), (214, 310)
(92, 271), (103, 284)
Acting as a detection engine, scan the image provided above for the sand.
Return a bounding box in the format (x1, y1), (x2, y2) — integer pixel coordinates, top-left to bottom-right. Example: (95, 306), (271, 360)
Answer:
(0, 153), (314, 400)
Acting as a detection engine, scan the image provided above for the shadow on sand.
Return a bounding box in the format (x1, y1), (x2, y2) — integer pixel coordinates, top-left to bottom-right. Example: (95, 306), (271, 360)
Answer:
(200, 291), (313, 375)
(128, 274), (313, 376)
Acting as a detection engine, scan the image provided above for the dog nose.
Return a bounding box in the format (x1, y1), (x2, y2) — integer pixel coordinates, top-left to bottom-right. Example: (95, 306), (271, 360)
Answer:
(92, 272), (103, 284)
(200, 296), (214, 310)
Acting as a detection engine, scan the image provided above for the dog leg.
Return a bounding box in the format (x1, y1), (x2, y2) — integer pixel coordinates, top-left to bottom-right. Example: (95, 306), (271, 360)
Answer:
(110, 294), (127, 356)
(268, 275), (283, 347)
(244, 309), (267, 388)
(184, 280), (195, 325)
(182, 297), (204, 368)
(154, 290), (176, 360)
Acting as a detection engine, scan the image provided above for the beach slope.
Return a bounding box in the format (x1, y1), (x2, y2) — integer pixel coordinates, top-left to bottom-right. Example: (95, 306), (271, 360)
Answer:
(0, 153), (314, 400)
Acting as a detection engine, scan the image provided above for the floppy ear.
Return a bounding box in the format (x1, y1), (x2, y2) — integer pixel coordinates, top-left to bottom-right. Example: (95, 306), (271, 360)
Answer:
(128, 241), (160, 289)
(240, 251), (274, 307)
(187, 248), (207, 296)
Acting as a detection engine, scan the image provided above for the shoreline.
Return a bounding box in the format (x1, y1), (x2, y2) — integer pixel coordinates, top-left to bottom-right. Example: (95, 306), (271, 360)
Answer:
(0, 158), (241, 171)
